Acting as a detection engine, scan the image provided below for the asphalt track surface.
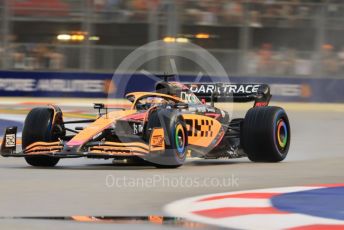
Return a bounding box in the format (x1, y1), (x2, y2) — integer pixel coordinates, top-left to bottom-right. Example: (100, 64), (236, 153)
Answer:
(0, 100), (343, 229)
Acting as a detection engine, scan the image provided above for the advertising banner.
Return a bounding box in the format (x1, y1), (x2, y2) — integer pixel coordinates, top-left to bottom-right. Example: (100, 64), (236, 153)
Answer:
(0, 71), (343, 103)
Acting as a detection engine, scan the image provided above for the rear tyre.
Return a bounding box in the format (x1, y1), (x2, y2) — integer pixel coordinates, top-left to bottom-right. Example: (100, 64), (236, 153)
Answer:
(145, 109), (188, 168)
(22, 107), (61, 167)
(241, 106), (290, 162)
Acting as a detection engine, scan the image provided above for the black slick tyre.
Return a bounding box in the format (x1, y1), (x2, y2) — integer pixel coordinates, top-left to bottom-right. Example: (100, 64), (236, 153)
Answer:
(22, 107), (61, 167)
(241, 106), (290, 162)
(145, 109), (188, 168)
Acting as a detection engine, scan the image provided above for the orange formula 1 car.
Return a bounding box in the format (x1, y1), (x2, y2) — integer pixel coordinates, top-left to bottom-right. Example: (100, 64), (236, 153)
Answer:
(1, 76), (290, 168)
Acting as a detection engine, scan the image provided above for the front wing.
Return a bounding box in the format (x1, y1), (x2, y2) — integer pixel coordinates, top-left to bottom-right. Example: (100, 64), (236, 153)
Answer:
(0, 126), (160, 159)
(2, 141), (152, 159)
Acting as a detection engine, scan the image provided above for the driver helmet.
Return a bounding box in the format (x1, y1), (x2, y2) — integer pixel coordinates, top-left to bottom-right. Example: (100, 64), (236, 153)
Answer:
(146, 97), (168, 107)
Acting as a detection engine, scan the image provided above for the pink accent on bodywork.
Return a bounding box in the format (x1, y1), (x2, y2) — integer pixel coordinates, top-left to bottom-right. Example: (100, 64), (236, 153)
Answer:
(121, 112), (147, 121)
(67, 141), (84, 147)
(205, 113), (221, 119)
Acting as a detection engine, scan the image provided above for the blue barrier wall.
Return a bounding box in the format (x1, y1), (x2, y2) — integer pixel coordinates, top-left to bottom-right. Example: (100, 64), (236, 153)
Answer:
(0, 70), (343, 103)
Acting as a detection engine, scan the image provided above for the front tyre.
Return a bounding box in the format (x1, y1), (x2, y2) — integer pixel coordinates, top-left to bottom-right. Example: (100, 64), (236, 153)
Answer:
(22, 107), (61, 167)
(241, 106), (290, 162)
(145, 109), (188, 168)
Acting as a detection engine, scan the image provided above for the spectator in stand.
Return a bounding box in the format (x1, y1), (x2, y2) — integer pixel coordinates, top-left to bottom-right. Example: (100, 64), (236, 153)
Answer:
(294, 55), (312, 76)
(93, 0), (120, 20)
(274, 48), (296, 75)
(182, 1), (203, 25)
(131, 0), (159, 20)
(249, 10), (262, 27)
(326, 0), (343, 18)
(12, 45), (27, 70)
(48, 47), (64, 70)
(94, 0), (106, 12)
(337, 47), (344, 74)
(321, 44), (339, 76)
(264, 1), (280, 18)
(279, 3), (295, 26)
(32, 44), (50, 69)
(257, 43), (273, 74)
(245, 50), (259, 75)
(198, 0), (219, 25)
(0, 45), (3, 69)
(222, 0), (243, 25)
(10, 43), (65, 70)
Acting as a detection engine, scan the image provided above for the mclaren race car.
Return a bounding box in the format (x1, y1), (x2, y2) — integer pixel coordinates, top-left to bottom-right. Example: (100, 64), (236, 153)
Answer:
(0, 76), (290, 168)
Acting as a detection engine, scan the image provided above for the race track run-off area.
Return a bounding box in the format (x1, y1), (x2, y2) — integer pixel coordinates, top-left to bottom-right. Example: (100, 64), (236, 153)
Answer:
(165, 184), (344, 229)
(0, 100), (343, 229)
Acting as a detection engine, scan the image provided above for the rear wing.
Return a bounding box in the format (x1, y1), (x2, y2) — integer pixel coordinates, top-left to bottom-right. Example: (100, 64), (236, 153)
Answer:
(186, 83), (271, 107)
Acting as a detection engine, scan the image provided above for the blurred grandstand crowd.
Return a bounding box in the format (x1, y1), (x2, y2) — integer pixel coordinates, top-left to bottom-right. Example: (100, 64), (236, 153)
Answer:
(1, 0), (344, 77)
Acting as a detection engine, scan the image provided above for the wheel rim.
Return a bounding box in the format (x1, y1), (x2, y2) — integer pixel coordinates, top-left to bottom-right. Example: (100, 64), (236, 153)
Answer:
(276, 118), (288, 151)
(175, 123), (186, 156)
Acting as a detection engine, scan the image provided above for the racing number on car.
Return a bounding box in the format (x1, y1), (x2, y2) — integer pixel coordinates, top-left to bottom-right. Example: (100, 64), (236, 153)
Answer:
(5, 134), (16, 147)
(185, 119), (214, 137)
